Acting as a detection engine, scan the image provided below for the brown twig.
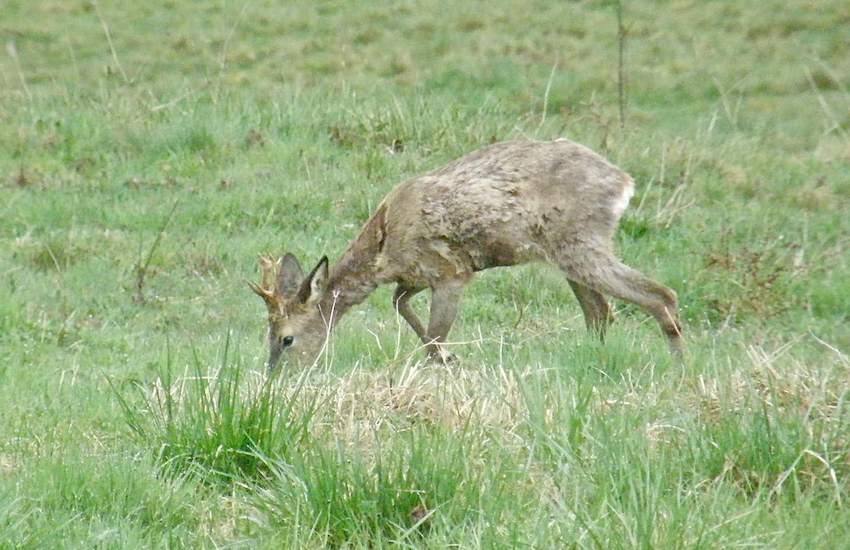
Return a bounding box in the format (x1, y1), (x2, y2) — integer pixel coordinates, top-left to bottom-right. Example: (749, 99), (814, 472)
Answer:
(616, 0), (628, 132)
(5, 40), (31, 101)
(91, 1), (129, 83)
(134, 199), (180, 304)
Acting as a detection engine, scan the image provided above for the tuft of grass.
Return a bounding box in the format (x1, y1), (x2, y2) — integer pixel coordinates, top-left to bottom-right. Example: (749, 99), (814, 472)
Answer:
(684, 346), (850, 503)
(23, 235), (90, 272)
(113, 337), (320, 482)
(249, 427), (515, 547)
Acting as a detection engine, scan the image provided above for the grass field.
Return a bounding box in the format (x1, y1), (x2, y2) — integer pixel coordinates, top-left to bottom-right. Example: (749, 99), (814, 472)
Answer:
(2, 0), (849, 547)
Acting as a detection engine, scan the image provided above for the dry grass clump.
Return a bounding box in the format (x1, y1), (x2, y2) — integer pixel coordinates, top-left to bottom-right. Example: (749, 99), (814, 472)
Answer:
(316, 359), (525, 435)
(677, 338), (850, 500)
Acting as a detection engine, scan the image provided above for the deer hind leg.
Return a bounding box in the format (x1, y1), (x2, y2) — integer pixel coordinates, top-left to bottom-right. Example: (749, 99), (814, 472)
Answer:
(568, 279), (613, 339)
(559, 249), (683, 356)
(425, 280), (465, 363)
(393, 284), (429, 345)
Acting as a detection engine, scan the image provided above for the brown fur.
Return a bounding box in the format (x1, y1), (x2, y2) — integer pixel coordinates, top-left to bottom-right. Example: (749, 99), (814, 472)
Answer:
(251, 138), (683, 370)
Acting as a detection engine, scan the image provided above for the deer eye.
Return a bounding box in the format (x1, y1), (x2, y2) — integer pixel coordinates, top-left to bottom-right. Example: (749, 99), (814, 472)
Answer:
(282, 335), (294, 348)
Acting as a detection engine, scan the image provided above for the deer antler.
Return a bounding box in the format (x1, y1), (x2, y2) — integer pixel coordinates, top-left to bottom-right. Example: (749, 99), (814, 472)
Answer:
(248, 254), (281, 311)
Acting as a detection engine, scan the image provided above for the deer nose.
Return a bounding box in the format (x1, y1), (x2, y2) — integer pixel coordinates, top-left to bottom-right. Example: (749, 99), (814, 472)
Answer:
(267, 345), (284, 373)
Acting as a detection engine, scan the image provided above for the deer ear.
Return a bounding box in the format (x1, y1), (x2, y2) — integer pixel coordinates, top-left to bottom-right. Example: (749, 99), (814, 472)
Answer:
(276, 253), (304, 297)
(297, 256), (329, 306)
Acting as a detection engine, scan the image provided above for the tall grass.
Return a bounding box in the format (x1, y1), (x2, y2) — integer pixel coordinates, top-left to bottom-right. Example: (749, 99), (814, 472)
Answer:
(249, 428), (513, 547)
(113, 336), (320, 481)
(103, 335), (850, 546)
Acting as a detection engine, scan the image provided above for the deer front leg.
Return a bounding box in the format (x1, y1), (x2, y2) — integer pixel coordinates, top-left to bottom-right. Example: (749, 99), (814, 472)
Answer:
(425, 280), (465, 363)
(393, 284), (429, 344)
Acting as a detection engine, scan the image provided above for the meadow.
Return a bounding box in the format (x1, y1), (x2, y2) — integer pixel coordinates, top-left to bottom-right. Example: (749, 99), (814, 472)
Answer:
(1, 0), (849, 547)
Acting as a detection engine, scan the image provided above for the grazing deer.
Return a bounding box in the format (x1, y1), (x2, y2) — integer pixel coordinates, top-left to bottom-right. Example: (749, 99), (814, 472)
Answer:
(250, 138), (683, 371)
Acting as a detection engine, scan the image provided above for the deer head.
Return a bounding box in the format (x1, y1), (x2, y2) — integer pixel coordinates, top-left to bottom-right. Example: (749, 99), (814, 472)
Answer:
(248, 253), (329, 372)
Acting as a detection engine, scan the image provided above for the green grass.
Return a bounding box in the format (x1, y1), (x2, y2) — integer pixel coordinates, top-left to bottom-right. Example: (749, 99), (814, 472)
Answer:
(2, 0), (849, 547)
(114, 336), (319, 482)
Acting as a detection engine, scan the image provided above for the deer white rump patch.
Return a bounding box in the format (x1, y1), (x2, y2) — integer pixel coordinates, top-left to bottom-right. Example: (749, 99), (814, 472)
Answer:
(611, 177), (635, 219)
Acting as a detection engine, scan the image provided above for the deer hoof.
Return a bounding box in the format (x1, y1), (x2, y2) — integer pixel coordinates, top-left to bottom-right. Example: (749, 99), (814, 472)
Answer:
(427, 349), (458, 365)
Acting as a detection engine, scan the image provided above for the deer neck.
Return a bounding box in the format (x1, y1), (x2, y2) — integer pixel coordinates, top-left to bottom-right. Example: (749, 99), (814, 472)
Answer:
(318, 206), (387, 325)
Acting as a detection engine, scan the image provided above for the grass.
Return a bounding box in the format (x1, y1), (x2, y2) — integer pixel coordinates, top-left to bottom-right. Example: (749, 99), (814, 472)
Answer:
(114, 336), (318, 482)
(1, 0), (849, 547)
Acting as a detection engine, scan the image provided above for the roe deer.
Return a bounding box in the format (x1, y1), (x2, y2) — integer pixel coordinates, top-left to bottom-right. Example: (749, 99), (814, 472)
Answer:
(250, 138), (683, 371)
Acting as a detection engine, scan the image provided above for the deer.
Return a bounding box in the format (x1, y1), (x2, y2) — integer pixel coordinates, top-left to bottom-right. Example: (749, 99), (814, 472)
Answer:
(249, 138), (683, 372)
